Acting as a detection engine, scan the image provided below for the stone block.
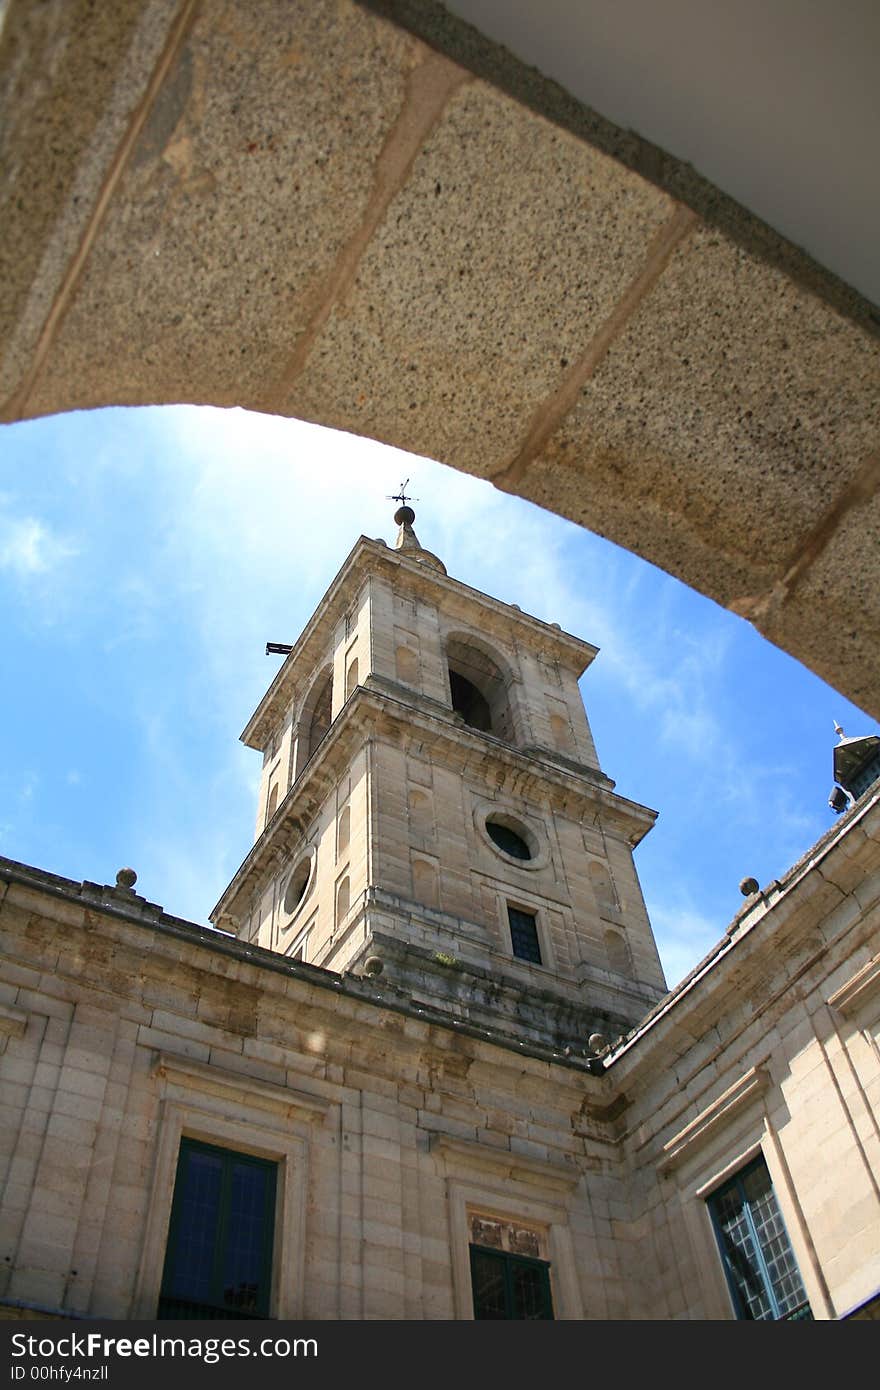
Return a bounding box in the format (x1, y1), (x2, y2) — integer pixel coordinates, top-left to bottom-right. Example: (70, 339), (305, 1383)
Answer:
(23, 0), (424, 418)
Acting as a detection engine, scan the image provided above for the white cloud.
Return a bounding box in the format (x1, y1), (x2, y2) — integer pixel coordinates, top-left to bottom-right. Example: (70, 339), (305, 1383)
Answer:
(0, 511), (77, 578)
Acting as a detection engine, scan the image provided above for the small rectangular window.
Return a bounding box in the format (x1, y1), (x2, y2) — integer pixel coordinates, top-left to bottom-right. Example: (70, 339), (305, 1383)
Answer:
(159, 1138), (277, 1320)
(707, 1155), (811, 1320)
(470, 1245), (554, 1319)
(508, 906), (542, 964)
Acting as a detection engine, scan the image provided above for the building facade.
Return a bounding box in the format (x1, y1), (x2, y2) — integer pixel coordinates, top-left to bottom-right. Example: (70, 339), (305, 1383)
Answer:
(1, 509), (879, 1320)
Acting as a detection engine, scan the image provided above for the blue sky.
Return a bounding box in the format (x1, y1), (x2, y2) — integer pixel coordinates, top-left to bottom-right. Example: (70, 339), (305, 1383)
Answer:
(1, 404), (873, 987)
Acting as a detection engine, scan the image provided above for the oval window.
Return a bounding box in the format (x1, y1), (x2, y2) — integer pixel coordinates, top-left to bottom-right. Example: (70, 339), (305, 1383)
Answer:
(485, 818), (532, 861)
(283, 854), (314, 915)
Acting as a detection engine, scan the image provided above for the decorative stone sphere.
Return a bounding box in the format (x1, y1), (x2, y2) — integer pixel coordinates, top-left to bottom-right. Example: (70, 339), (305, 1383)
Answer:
(588, 1032), (608, 1054)
(739, 876), (760, 896)
(115, 867), (137, 889)
(393, 505), (415, 526)
(363, 956), (384, 977)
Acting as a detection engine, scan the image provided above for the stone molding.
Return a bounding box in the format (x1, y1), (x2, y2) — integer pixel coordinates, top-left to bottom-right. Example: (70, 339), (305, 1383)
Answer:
(828, 952), (880, 1019)
(152, 1051), (330, 1122)
(132, 1094), (311, 1320)
(427, 1131), (581, 1193)
(215, 683), (656, 921)
(657, 1065), (770, 1173)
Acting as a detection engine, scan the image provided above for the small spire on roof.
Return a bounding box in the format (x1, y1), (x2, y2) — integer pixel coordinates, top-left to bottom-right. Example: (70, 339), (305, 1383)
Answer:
(834, 719), (845, 740)
(385, 480), (447, 574)
(389, 479), (418, 545)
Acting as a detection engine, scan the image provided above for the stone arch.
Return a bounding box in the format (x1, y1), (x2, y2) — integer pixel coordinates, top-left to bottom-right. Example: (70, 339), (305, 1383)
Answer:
(412, 857), (438, 909)
(265, 782), (279, 826)
(345, 656), (359, 700)
(295, 665), (333, 778)
(337, 804), (350, 857)
(445, 632), (519, 744)
(335, 875), (350, 925)
(409, 787), (433, 838)
(604, 928), (631, 975)
(589, 861), (617, 914)
(550, 712), (574, 754)
(2, 0), (876, 725)
(396, 644), (419, 687)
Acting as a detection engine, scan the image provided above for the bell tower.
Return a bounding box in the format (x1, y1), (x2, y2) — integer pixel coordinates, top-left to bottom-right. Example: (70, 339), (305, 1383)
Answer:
(211, 503), (667, 1051)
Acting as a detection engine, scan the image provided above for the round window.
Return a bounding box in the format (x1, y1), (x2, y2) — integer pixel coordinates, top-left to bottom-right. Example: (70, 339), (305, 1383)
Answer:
(485, 818), (532, 861)
(283, 853), (314, 915)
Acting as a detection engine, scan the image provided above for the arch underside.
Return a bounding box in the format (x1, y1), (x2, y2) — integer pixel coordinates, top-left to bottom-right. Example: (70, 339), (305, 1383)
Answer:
(2, 0), (878, 717)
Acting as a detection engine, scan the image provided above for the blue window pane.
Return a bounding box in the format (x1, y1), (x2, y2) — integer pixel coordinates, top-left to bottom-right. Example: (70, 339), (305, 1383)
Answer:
(167, 1150), (223, 1302)
(160, 1140), (276, 1320)
(222, 1161), (270, 1314)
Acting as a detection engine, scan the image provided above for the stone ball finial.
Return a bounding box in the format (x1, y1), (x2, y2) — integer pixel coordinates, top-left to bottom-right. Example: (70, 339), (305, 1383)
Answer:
(116, 867), (137, 890)
(393, 504), (415, 527)
(363, 956), (384, 977)
(739, 875), (760, 896)
(588, 1032), (608, 1054)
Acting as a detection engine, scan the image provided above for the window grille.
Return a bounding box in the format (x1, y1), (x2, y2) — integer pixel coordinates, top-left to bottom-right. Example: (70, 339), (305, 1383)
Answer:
(486, 820), (531, 860)
(470, 1245), (554, 1319)
(507, 906), (542, 964)
(707, 1155), (812, 1320)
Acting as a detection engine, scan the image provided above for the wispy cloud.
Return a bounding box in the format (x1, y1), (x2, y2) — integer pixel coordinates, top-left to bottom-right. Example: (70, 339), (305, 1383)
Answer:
(647, 898), (722, 989)
(0, 507), (77, 578)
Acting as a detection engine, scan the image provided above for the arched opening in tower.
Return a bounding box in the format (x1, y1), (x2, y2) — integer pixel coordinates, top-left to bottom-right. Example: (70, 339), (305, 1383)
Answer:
(449, 668), (492, 733)
(446, 637), (515, 742)
(306, 671), (332, 760)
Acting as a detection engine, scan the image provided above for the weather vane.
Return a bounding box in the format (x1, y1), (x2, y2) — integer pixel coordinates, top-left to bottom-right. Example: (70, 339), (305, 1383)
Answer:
(387, 479), (418, 507)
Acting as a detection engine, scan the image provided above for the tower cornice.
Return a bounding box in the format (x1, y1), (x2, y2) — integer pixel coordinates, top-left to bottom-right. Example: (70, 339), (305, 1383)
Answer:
(213, 684), (657, 925)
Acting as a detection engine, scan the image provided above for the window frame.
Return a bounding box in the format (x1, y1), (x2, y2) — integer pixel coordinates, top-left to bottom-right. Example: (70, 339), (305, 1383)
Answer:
(489, 888), (555, 972)
(706, 1154), (812, 1321)
(158, 1137), (278, 1320)
(474, 801), (549, 872)
(133, 1060), (320, 1319)
(281, 847), (316, 920)
(507, 903), (543, 965)
(469, 1242), (555, 1320)
(440, 1173), (584, 1319)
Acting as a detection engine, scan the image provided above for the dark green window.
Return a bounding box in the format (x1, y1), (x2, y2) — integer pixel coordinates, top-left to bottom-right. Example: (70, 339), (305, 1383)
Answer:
(708, 1156), (811, 1320)
(159, 1138), (277, 1320)
(470, 1245), (554, 1319)
(508, 906), (542, 964)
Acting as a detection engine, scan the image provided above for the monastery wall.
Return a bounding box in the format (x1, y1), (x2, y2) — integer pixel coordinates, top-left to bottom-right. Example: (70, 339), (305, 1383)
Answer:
(2, 796), (879, 1321)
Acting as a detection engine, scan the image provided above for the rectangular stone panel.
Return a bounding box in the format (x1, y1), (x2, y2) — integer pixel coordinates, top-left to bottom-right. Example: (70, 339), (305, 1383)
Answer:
(759, 489), (880, 718)
(0, 0), (180, 406)
(522, 226), (880, 609)
(290, 79), (674, 474)
(25, 0), (424, 415)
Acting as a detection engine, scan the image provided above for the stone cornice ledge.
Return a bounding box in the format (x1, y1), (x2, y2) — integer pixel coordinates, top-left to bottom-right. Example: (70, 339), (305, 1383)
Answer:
(152, 1052), (330, 1121)
(427, 1131), (582, 1192)
(658, 1065), (769, 1174)
(828, 953), (880, 1018)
